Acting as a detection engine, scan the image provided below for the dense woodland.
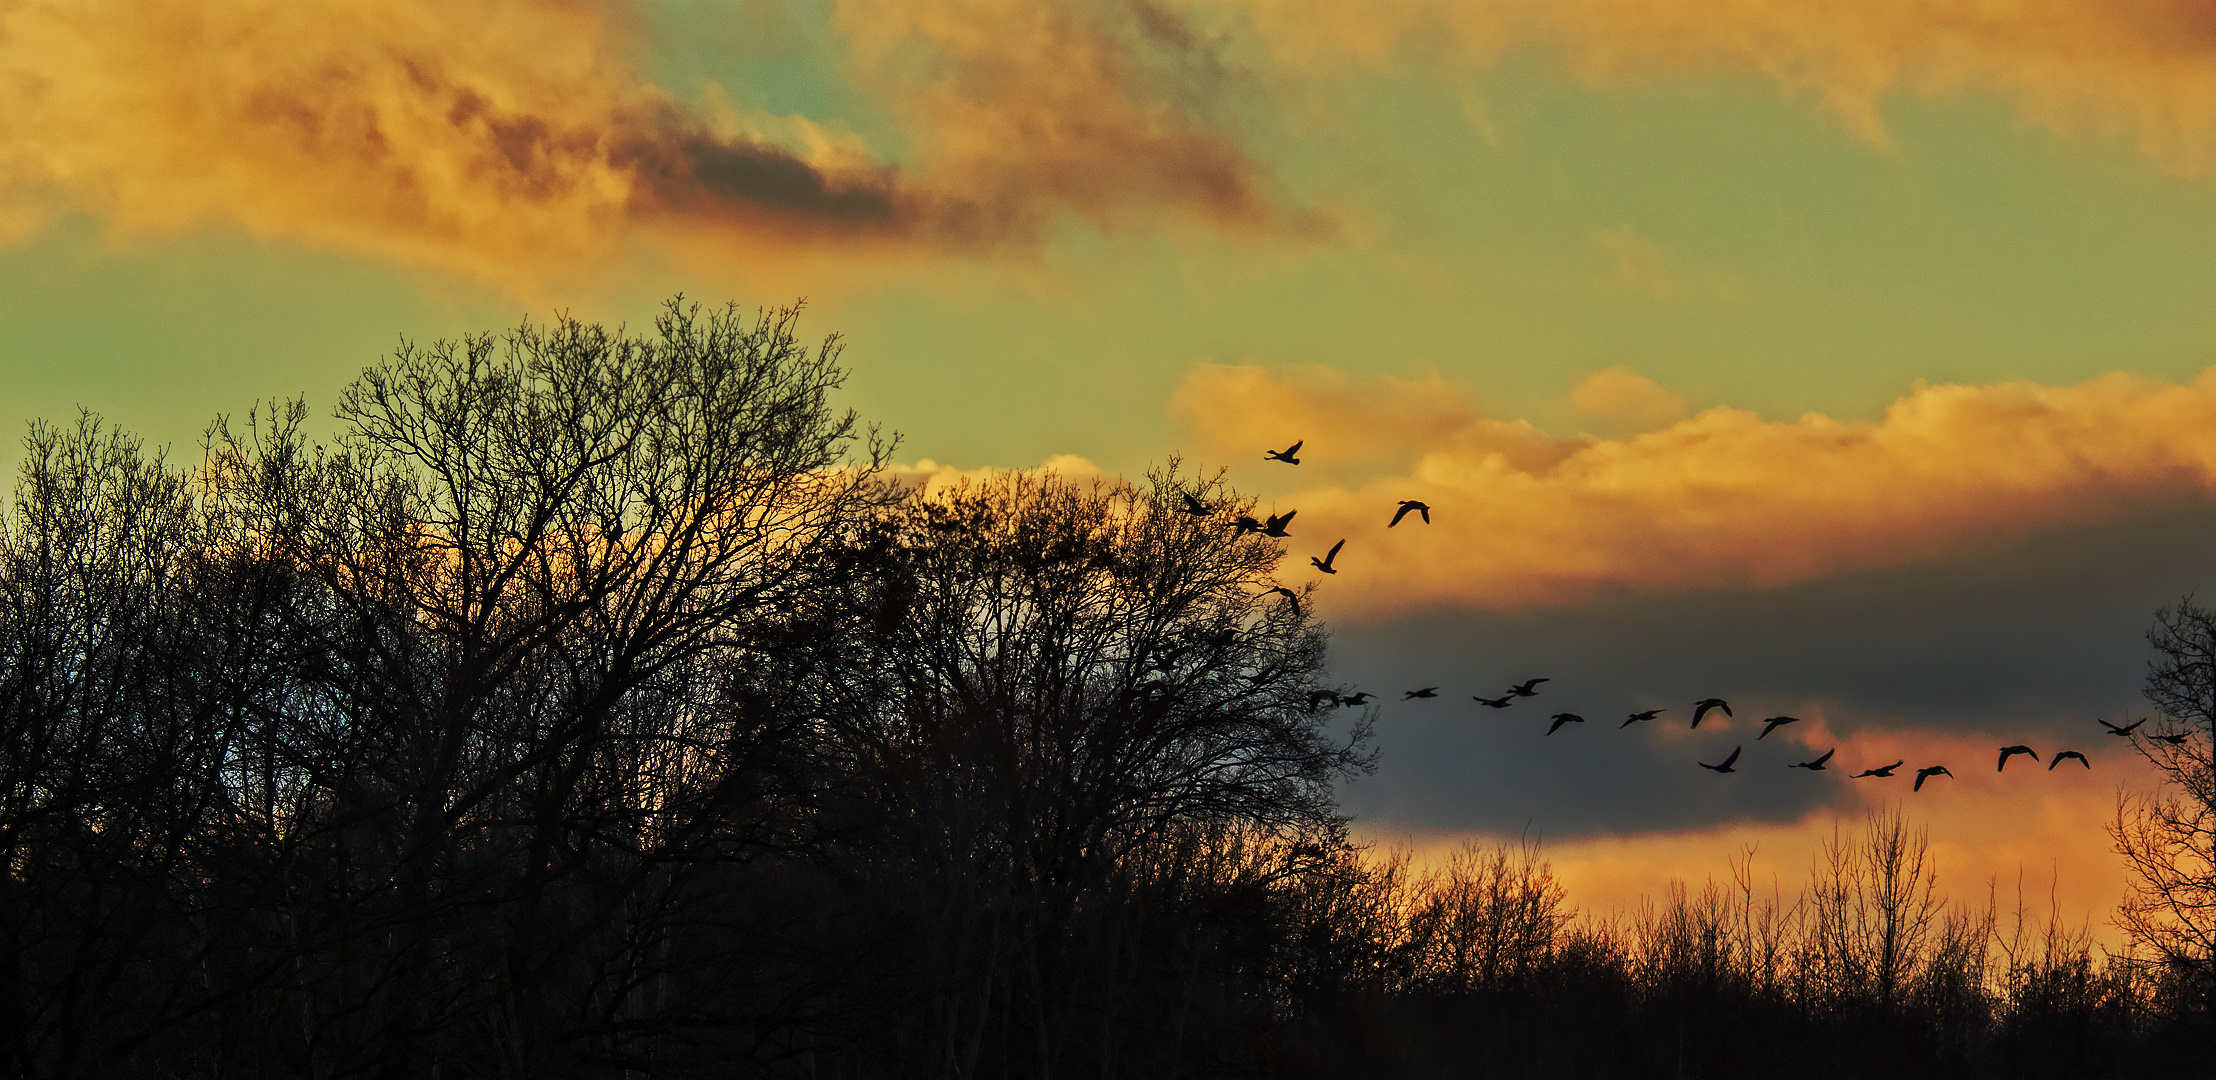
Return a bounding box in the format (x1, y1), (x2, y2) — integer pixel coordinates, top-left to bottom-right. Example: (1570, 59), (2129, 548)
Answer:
(1, 301), (2209, 1078)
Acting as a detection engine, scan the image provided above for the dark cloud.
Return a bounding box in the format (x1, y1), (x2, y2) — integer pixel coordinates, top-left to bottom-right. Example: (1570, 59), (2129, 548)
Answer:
(622, 128), (904, 231)
(1325, 499), (2216, 838)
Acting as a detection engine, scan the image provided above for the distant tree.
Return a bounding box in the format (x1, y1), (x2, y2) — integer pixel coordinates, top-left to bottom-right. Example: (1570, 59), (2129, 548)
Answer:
(2119, 597), (2216, 1041)
(1806, 806), (1958, 1011)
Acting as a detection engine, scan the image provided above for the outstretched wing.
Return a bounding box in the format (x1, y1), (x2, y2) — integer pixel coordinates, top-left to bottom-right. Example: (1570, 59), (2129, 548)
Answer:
(1721, 746), (1741, 768)
(1389, 503), (1413, 527)
(1326, 538), (1345, 562)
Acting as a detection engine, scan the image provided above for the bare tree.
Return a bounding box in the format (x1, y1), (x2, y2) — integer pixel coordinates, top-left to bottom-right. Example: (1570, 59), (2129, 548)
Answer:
(2118, 597), (2216, 1039)
(0, 297), (895, 1078)
(1806, 806), (1953, 1010)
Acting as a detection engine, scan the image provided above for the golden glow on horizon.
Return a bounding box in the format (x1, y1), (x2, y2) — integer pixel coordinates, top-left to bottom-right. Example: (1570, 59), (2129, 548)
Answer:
(1366, 739), (2164, 952)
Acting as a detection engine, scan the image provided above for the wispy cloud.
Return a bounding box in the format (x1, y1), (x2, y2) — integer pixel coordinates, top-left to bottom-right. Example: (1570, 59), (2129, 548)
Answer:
(1175, 363), (2216, 617)
(1246, 0), (2216, 173)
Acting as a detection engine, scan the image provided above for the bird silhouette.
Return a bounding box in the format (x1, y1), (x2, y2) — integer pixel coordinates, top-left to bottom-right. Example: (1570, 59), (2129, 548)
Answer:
(1790, 748), (1836, 771)
(1311, 539), (1345, 574)
(1265, 440), (1303, 464)
(1260, 511), (1297, 538)
(1340, 692), (1375, 707)
(1389, 500), (1432, 527)
(1852, 760), (1904, 778)
(1699, 746), (1742, 773)
(2149, 732), (2190, 746)
(1998, 745), (2039, 771)
(1473, 694), (1515, 709)
(1914, 765), (1953, 792)
(1231, 515), (1264, 535)
(1622, 709), (1665, 728)
(2100, 718), (2146, 736)
(1404, 687), (1439, 700)
(1691, 698), (1732, 728)
(1758, 716), (1802, 740)
(1178, 492), (1212, 517)
(2049, 750), (2090, 770)
(1268, 586), (1301, 615)
(1547, 713), (1585, 735)
(1306, 690), (1341, 710)
(1508, 678), (1550, 697)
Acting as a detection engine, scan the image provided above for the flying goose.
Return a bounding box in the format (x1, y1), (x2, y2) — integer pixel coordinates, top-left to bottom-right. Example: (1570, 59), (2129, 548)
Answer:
(1311, 539), (1345, 574)
(1692, 698), (1732, 729)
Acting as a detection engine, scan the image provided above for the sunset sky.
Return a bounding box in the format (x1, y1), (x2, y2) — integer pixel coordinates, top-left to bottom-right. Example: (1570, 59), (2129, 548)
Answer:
(8, 0), (2216, 937)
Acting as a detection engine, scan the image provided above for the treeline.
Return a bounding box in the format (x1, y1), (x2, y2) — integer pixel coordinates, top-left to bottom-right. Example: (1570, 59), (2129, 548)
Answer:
(1273, 815), (2208, 1078)
(0, 300), (2206, 1078)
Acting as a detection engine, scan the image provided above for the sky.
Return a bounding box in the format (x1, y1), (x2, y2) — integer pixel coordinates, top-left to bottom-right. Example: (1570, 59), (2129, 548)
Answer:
(7, 0), (2216, 938)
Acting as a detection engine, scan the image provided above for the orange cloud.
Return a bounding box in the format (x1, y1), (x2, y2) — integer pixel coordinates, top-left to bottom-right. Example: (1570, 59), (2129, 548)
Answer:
(1174, 364), (2216, 617)
(1565, 365), (1688, 435)
(0, 0), (1296, 290)
(1169, 363), (1524, 479)
(885, 453), (1105, 496)
(832, 0), (1296, 242)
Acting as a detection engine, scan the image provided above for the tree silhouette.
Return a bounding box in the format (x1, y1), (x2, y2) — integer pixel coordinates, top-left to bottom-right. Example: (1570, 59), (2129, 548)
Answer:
(801, 465), (1372, 1075)
(2119, 597), (2216, 1045)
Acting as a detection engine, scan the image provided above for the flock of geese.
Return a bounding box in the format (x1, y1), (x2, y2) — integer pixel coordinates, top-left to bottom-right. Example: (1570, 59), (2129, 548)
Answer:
(1212, 439), (2191, 789)
(1365, 684), (2138, 791)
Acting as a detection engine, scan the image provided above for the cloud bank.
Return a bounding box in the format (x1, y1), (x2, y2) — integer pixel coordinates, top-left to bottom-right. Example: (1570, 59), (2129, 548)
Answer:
(1177, 363), (2216, 616)
(11, 1), (2216, 288)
